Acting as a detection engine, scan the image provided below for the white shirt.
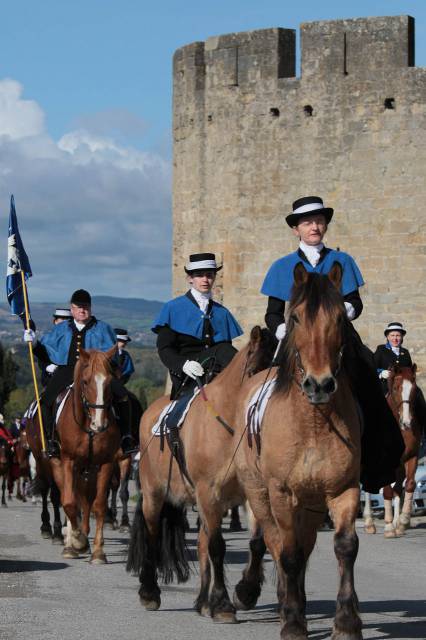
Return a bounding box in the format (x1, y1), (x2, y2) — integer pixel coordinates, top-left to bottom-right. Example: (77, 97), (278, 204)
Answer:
(299, 240), (324, 267)
(391, 346), (400, 356)
(190, 287), (211, 314)
(74, 320), (86, 332)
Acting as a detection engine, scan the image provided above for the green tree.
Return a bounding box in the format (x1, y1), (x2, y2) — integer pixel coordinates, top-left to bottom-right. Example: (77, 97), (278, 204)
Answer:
(0, 342), (18, 410)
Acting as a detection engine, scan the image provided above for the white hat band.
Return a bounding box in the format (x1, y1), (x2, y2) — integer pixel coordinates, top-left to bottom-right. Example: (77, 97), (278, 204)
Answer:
(116, 334), (130, 340)
(186, 259), (217, 271)
(387, 324), (404, 332)
(54, 309), (72, 316)
(293, 202), (324, 215)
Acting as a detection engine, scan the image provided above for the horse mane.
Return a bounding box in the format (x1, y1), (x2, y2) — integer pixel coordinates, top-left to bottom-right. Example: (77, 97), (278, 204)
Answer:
(275, 272), (346, 396)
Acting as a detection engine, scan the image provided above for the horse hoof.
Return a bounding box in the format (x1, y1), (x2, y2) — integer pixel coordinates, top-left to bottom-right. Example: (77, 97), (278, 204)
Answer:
(212, 611), (238, 624)
(233, 581), (261, 611)
(40, 529), (52, 539)
(90, 553), (107, 565)
(331, 630), (362, 640)
(199, 605), (210, 618)
(395, 527), (406, 536)
(140, 596), (161, 611)
(384, 529), (397, 539)
(119, 525), (130, 533)
(52, 537), (65, 546)
(363, 524), (376, 535)
(71, 531), (89, 551)
(62, 546), (79, 559)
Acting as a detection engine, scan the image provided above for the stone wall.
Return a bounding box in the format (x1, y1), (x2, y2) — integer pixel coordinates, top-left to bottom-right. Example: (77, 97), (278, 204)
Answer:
(172, 16), (426, 379)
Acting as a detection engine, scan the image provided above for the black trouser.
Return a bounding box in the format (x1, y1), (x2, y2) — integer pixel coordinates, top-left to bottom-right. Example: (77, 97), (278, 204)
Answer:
(170, 342), (238, 400)
(41, 365), (130, 440)
(345, 327), (405, 493)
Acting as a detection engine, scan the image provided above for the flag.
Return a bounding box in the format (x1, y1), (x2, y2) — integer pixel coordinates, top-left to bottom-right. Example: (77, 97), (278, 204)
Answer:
(6, 195), (32, 316)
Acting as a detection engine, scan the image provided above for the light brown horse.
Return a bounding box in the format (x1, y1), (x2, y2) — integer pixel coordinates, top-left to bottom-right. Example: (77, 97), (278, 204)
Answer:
(235, 263), (363, 640)
(364, 365), (423, 538)
(127, 327), (275, 622)
(45, 347), (120, 563)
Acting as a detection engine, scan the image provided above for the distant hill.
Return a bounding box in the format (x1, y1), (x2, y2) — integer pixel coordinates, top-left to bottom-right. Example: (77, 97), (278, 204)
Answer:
(0, 295), (164, 346)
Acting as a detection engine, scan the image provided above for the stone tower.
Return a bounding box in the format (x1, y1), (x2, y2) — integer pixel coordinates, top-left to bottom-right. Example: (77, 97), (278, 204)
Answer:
(172, 16), (426, 376)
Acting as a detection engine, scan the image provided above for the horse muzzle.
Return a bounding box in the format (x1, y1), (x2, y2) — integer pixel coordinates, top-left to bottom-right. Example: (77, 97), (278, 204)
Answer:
(302, 374), (337, 404)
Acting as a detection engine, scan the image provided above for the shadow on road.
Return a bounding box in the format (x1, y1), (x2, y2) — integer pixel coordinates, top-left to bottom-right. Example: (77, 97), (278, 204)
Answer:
(0, 559), (69, 573)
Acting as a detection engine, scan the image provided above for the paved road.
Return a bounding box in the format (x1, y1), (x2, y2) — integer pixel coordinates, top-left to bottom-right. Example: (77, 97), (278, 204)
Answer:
(0, 495), (425, 640)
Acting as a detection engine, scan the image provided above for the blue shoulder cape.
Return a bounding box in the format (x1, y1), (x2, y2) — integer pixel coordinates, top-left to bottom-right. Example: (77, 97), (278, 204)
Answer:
(119, 350), (135, 378)
(152, 294), (243, 342)
(261, 249), (364, 301)
(40, 318), (116, 365)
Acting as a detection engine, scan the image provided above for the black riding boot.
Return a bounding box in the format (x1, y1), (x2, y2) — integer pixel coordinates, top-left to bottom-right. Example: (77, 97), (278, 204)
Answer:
(41, 402), (60, 458)
(115, 400), (138, 457)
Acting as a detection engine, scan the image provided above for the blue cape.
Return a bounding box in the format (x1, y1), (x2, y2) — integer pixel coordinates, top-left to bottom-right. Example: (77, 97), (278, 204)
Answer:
(261, 249), (364, 301)
(152, 294), (243, 342)
(117, 350), (135, 378)
(40, 318), (116, 365)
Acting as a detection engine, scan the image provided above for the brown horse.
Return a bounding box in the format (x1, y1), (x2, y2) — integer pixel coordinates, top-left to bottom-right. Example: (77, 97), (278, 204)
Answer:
(0, 440), (11, 506)
(235, 263), (363, 640)
(127, 326), (275, 621)
(13, 430), (31, 501)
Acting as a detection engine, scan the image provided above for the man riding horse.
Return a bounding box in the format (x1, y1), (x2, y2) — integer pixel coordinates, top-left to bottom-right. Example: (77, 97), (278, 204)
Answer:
(23, 289), (138, 458)
(152, 252), (242, 426)
(261, 195), (404, 492)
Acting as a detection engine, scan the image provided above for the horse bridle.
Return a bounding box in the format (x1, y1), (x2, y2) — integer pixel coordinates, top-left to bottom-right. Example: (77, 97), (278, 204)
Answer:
(78, 391), (113, 434)
(294, 345), (345, 386)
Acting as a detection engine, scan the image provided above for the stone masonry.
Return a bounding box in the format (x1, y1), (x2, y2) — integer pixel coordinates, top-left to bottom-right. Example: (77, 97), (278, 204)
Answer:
(172, 15), (426, 379)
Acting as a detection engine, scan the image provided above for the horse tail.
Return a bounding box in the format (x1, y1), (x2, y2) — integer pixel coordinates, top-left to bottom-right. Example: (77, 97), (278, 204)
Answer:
(126, 495), (191, 585)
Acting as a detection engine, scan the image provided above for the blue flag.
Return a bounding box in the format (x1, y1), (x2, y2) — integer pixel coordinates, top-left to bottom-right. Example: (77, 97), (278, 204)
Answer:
(6, 195), (32, 316)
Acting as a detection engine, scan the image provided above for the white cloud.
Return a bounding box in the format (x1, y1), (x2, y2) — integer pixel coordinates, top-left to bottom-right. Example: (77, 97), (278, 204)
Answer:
(0, 78), (172, 303)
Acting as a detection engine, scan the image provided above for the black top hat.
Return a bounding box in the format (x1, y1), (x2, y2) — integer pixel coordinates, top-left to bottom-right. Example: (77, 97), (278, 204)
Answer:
(184, 253), (222, 274)
(53, 308), (72, 319)
(384, 322), (406, 337)
(70, 289), (92, 305)
(115, 328), (131, 342)
(285, 196), (334, 227)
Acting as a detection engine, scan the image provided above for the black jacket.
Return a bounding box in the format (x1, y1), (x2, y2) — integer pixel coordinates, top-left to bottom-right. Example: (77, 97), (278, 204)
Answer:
(373, 344), (413, 371)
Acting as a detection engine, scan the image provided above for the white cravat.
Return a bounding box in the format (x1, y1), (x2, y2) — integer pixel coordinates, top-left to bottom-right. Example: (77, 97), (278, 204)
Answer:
(391, 345), (400, 356)
(74, 320), (86, 332)
(191, 287), (211, 313)
(299, 240), (324, 267)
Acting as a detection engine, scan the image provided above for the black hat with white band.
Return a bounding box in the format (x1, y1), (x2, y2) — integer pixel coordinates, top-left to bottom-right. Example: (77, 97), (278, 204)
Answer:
(53, 308), (72, 319)
(115, 328), (131, 343)
(184, 253), (222, 274)
(285, 196), (334, 228)
(384, 322), (406, 337)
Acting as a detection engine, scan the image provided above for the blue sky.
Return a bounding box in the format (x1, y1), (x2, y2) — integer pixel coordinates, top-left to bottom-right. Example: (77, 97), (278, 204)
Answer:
(0, 0), (425, 302)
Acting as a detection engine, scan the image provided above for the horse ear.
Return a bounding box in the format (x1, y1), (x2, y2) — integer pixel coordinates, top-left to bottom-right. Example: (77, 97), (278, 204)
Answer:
(293, 262), (308, 287)
(105, 345), (118, 360)
(328, 261), (343, 290)
(250, 325), (262, 345)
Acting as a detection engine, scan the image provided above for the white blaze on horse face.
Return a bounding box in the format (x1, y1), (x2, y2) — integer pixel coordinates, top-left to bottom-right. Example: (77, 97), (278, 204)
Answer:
(401, 379), (412, 428)
(93, 373), (106, 430)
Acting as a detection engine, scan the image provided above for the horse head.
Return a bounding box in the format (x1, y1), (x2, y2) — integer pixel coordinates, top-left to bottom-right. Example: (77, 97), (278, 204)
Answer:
(388, 364), (417, 430)
(277, 261), (347, 404)
(244, 325), (277, 379)
(74, 345), (117, 433)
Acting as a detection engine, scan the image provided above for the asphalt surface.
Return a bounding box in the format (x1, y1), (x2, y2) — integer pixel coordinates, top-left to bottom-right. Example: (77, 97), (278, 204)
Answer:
(0, 492), (425, 640)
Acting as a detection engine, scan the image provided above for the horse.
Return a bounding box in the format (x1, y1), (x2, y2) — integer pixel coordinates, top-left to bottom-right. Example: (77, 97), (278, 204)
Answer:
(12, 430), (31, 501)
(127, 326), (275, 622)
(44, 346), (121, 564)
(0, 440), (11, 507)
(363, 364), (423, 538)
(234, 263), (363, 640)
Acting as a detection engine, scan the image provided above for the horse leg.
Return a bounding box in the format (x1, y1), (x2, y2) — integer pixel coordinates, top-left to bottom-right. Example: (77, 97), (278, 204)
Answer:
(109, 485), (119, 530)
(50, 482), (64, 545)
(362, 493), (376, 534)
(229, 505), (243, 532)
(233, 502), (266, 611)
(127, 492), (163, 609)
(119, 465), (131, 532)
(198, 494), (236, 624)
(61, 458), (88, 557)
(1, 476), (7, 507)
(194, 525), (212, 617)
(329, 487), (362, 640)
(90, 462), (114, 564)
(40, 483), (53, 538)
(397, 456), (417, 534)
(383, 485), (397, 538)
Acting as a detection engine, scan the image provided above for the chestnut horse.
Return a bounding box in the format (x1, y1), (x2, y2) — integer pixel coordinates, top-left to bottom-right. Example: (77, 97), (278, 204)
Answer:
(127, 327), (275, 622)
(364, 365), (422, 538)
(13, 430), (31, 501)
(31, 347), (120, 563)
(235, 263), (363, 640)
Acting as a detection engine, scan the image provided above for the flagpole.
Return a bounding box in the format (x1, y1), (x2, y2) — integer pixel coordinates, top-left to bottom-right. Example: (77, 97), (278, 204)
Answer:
(20, 270), (47, 455)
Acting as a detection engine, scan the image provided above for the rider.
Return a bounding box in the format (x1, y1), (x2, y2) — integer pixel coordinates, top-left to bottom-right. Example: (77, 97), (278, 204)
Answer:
(0, 414), (14, 450)
(23, 289), (138, 458)
(152, 253), (243, 409)
(374, 321), (426, 425)
(114, 328), (135, 385)
(261, 195), (404, 493)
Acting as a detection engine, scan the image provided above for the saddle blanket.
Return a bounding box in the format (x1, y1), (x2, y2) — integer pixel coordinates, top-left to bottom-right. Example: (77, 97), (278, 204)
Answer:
(152, 388), (200, 436)
(23, 387), (72, 424)
(246, 378), (276, 434)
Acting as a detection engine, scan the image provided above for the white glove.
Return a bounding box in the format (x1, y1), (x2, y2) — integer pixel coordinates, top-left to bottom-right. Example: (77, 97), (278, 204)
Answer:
(46, 364), (58, 374)
(23, 329), (37, 344)
(182, 360), (205, 379)
(379, 369), (390, 380)
(275, 323), (287, 340)
(344, 302), (356, 320)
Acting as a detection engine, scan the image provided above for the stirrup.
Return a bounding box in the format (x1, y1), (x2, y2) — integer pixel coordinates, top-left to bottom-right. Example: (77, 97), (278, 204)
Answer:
(47, 440), (61, 459)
